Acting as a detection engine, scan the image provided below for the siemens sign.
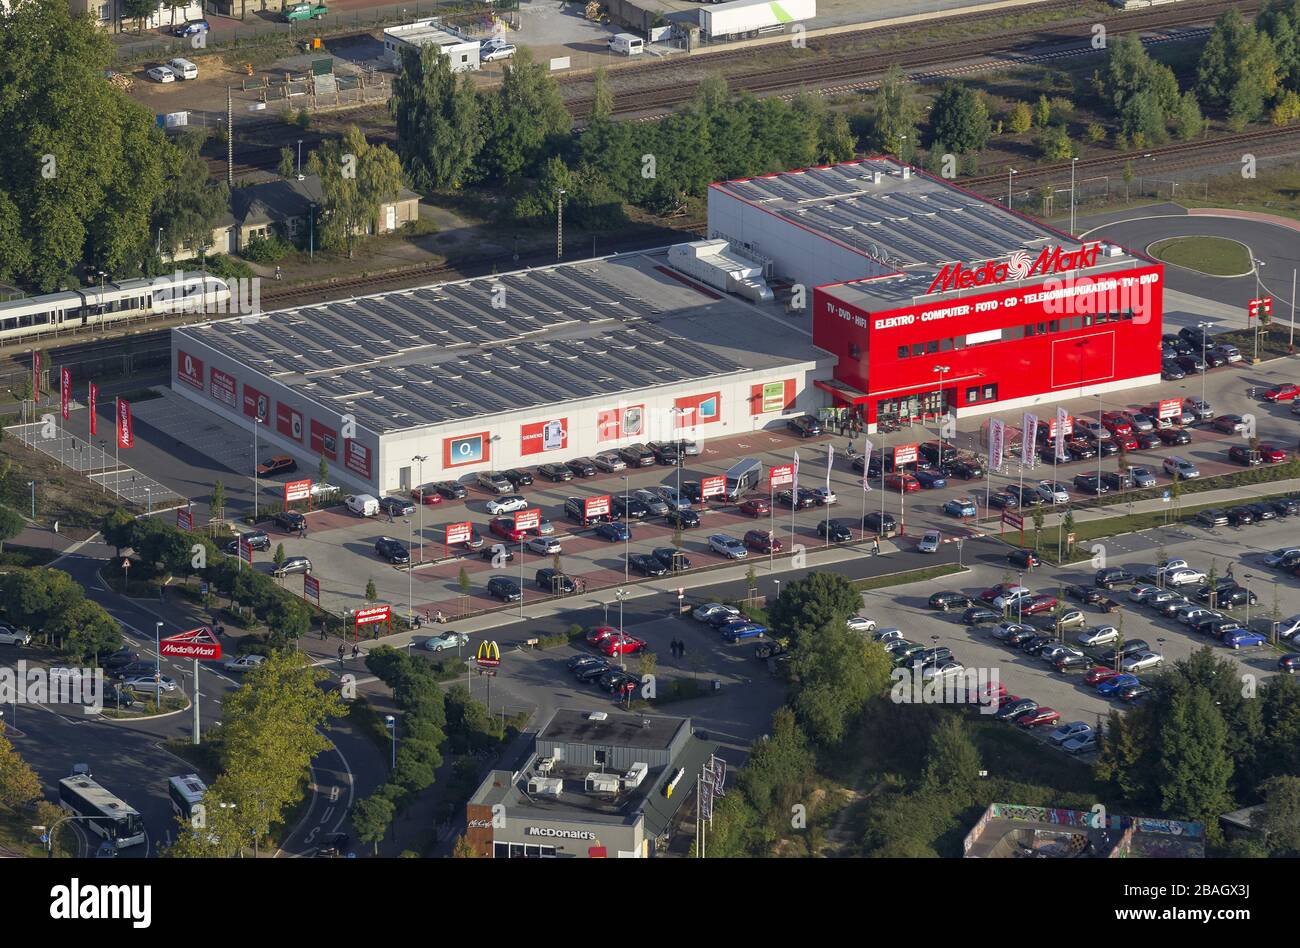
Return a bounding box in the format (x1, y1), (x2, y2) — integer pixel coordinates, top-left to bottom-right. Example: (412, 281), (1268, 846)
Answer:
(527, 827), (597, 840)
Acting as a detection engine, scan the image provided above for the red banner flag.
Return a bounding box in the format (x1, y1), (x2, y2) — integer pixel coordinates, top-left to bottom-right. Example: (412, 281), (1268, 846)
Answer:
(116, 398), (133, 449)
(89, 382), (98, 436)
(60, 367), (70, 421)
(32, 351), (40, 399)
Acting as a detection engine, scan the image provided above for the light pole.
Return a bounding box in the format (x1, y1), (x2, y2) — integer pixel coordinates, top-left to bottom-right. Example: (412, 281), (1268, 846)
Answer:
(616, 588), (629, 670)
(1007, 167), (1017, 209)
(555, 188), (566, 262)
(28, 481), (34, 519)
(154, 621), (163, 709)
(384, 714), (396, 770)
(1251, 257), (1268, 362)
(623, 475), (631, 582)
(252, 414), (263, 521)
(145, 487), (152, 514)
(933, 365), (950, 461)
(405, 516), (414, 623)
(669, 406), (693, 500)
(1197, 320), (1212, 409)
(1069, 157), (1079, 235)
(412, 454), (428, 562)
(296, 139), (303, 180)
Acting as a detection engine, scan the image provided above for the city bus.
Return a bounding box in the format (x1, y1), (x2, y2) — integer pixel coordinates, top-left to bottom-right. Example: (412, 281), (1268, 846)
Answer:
(57, 775), (146, 849)
(167, 774), (207, 826)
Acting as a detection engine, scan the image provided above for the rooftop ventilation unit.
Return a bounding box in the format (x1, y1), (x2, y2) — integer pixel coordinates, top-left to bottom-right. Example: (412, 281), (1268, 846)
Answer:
(667, 239), (774, 303)
(587, 711), (608, 722)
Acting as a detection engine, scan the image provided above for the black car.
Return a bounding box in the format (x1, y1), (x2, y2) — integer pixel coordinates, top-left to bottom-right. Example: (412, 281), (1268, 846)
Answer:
(1011, 485), (1044, 506)
(1245, 502), (1277, 522)
(628, 553), (669, 577)
(1100, 470), (1134, 491)
(378, 496), (415, 518)
(664, 508), (701, 529)
(1020, 634), (1055, 656)
(1272, 498), (1300, 518)
(1278, 654), (1300, 674)
(486, 576), (521, 602)
(776, 489), (818, 510)
(374, 536), (410, 564)
(1095, 439), (1119, 457)
(917, 646), (954, 666)
(101, 685), (138, 709)
(988, 490), (1019, 510)
(103, 648), (140, 671)
(1005, 627), (1038, 646)
(1216, 586), (1258, 607)
(652, 547), (691, 572)
(863, 511), (899, 536)
(479, 543), (514, 562)
(1161, 360), (1187, 380)
(1192, 616), (1239, 637)
(1176, 353), (1205, 373)
(787, 415), (823, 438)
(962, 606), (1000, 625)
(1072, 474), (1108, 496)
(1157, 427), (1192, 446)
(646, 441), (683, 465)
(224, 531), (271, 554)
(680, 481), (704, 504)
(945, 459), (982, 479)
(1228, 445), (1262, 466)
(501, 468), (534, 488)
(537, 463), (574, 482)
(1095, 567), (1133, 589)
(1228, 506), (1256, 526)
(1203, 350), (1228, 368)
(535, 568), (577, 594)
(274, 510), (305, 532)
(432, 480), (468, 500)
(611, 496), (650, 520)
(312, 833), (351, 858)
(1040, 445), (1072, 465)
(1193, 507), (1229, 527)
(565, 457), (598, 478)
(1118, 684), (1152, 703)
(852, 454), (884, 477)
(1117, 639), (1149, 658)
(928, 591), (973, 612)
(1066, 584), (1106, 605)
(617, 443), (656, 467)
(1055, 653), (1091, 672)
(576, 661), (614, 682)
(1065, 439), (1097, 460)
(1007, 549), (1040, 569)
(817, 519), (853, 542)
(996, 698), (1037, 721)
(568, 654), (604, 672)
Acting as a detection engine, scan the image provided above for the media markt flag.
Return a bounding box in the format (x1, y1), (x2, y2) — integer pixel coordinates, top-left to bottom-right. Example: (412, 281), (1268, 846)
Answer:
(60, 367), (71, 421)
(825, 443), (834, 492)
(88, 382), (98, 436)
(1055, 407), (1069, 461)
(792, 450), (800, 495)
(116, 397), (133, 449)
(862, 439), (874, 491)
(1021, 412), (1038, 467)
(988, 419), (1005, 473)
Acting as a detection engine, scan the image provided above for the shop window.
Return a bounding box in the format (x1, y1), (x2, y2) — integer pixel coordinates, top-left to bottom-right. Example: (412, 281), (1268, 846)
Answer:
(494, 842), (509, 859)
(1082, 315), (1094, 327)
(910, 343), (924, 357)
(939, 338), (953, 351)
(966, 387), (980, 404)
(1070, 316), (1083, 330)
(953, 337), (965, 349)
(1024, 324), (1035, 337)
(849, 343), (861, 359)
(509, 842), (524, 858)
(982, 384), (997, 400)
(1049, 320), (1060, 332)
(897, 346), (909, 359)
(1037, 322), (1047, 334)
(926, 340), (939, 354)
(1003, 326), (1024, 340)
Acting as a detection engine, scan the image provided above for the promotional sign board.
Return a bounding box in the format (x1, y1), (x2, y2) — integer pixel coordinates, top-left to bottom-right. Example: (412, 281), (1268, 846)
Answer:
(355, 605), (390, 627)
(159, 627), (222, 661)
(210, 367), (237, 409)
(284, 479), (312, 504)
(701, 475), (726, 499)
(1157, 397), (1182, 420)
(445, 521), (473, 546)
(597, 404), (644, 442)
(116, 398), (134, 449)
(768, 463), (794, 487)
(276, 402), (304, 443)
(176, 508), (193, 532)
(674, 392), (721, 426)
(443, 432), (489, 468)
(475, 640), (501, 668)
(304, 573), (320, 604)
(176, 350), (204, 391)
(584, 495), (611, 520)
(239, 538), (254, 565)
(310, 419), (338, 460)
(1249, 296), (1273, 319)
(988, 419), (1005, 473)
(344, 439), (371, 479)
(521, 418), (568, 456)
(927, 243), (1102, 295)
(242, 384), (270, 423)
(89, 382), (98, 436)
(892, 443), (919, 467)
(513, 507), (542, 532)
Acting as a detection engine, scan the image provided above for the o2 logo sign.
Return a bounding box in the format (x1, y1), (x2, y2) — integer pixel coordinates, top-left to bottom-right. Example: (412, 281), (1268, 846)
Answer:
(444, 432), (489, 468)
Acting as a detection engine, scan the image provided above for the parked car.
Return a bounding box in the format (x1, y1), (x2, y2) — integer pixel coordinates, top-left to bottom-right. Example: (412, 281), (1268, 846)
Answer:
(743, 530), (782, 554)
(1121, 651), (1164, 672)
(1163, 456), (1200, 479)
(594, 522), (631, 542)
(817, 519), (853, 543)
(1263, 383), (1300, 402)
(273, 555), (312, 576)
(738, 498), (770, 517)
(486, 577), (521, 602)
(1223, 629), (1269, 650)
(431, 480), (468, 500)
(474, 471), (513, 494)
(787, 415), (823, 438)
(1077, 625), (1120, 646)
(929, 591), (973, 612)
(962, 606), (1001, 625)
(536, 463), (573, 482)
(1095, 567), (1133, 588)
(501, 468), (534, 488)
(1007, 548), (1040, 569)
(943, 497), (977, 518)
(709, 534), (747, 559)
(652, 547), (691, 572)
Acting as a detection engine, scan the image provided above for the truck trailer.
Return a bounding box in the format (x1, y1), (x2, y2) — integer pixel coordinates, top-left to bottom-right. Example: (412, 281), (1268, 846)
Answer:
(699, 0), (816, 39)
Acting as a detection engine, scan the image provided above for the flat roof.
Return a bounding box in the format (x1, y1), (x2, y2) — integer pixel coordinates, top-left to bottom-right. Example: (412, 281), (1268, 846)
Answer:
(384, 20), (475, 47)
(712, 158), (1145, 310)
(174, 252), (825, 435)
(539, 708), (688, 751)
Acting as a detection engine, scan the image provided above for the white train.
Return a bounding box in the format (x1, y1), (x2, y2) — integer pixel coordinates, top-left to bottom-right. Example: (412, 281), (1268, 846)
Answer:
(0, 271), (231, 344)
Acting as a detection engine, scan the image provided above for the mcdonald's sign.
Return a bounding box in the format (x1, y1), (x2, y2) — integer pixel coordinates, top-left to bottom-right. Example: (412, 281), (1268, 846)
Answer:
(475, 640), (501, 668)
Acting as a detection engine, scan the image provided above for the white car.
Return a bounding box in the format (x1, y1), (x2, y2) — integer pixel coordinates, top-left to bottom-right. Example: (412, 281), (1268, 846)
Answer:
(1165, 567), (1207, 587)
(1128, 583), (1160, 603)
(921, 660), (966, 681)
(1121, 650), (1163, 673)
(482, 42), (516, 62)
(1063, 732), (1098, 755)
(1162, 456), (1199, 480)
(1277, 614), (1300, 640)
(918, 530), (941, 553)
(146, 65), (175, 83)
(0, 628), (32, 646)
(1143, 558), (1189, 581)
(424, 631), (469, 652)
(524, 536), (562, 555)
(593, 451), (627, 473)
(992, 587), (1032, 611)
(681, 440), (701, 456)
(345, 493), (379, 516)
(122, 673), (177, 692)
(311, 482), (340, 499)
(1263, 548), (1300, 568)
(167, 57), (198, 80)
(224, 654), (265, 674)
(810, 488), (837, 506)
(1035, 480), (1070, 504)
(872, 627), (904, 643)
(693, 603), (739, 622)
(1049, 722), (1092, 745)
(486, 494), (529, 515)
(846, 616), (878, 633)
(708, 534), (747, 559)
(1076, 625), (1119, 646)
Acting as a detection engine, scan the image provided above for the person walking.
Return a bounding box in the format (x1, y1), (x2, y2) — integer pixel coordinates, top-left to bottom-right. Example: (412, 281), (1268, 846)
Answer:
(351, 644), (359, 661)
(320, 626), (327, 641)
(336, 643), (345, 666)
(872, 536), (880, 556)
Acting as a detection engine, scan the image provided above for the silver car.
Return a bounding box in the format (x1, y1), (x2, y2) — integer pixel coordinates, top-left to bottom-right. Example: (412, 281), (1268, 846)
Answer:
(1049, 722), (1092, 745)
(524, 536), (562, 555)
(1124, 412), (1154, 433)
(693, 602), (739, 622)
(918, 530), (941, 553)
(1121, 650), (1163, 673)
(1077, 625), (1119, 646)
(1129, 466), (1157, 488)
(846, 615), (877, 633)
(1035, 480), (1070, 504)
(593, 451), (627, 473)
(1128, 583), (1160, 603)
(652, 485), (691, 510)
(633, 489), (670, 517)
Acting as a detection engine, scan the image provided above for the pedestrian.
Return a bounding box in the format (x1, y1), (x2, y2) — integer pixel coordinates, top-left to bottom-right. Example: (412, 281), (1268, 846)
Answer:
(678, 640), (686, 658)
(872, 536), (880, 556)
(351, 644), (359, 660)
(320, 627), (327, 641)
(1226, 563), (1234, 580)
(337, 643), (345, 662)
(414, 613), (422, 629)
(387, 510), (394, 523)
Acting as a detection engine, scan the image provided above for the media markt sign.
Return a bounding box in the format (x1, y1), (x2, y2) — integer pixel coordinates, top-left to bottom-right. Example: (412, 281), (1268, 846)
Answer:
(927, 243), (1102, 295)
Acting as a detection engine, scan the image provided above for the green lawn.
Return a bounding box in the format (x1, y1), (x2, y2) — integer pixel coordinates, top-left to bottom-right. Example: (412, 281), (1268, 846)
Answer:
(1148, 236), (1252, 276)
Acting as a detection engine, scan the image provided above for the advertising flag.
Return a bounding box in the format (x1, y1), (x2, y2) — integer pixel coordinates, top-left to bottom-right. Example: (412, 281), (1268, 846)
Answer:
(116, 398), (133, 449)
(32, 351), (40, 400)
(1055, 407), (1068, 461)
(988, 419), (1005, 473)
(60, 367), (70, 421)
(1021, 412), (1038, 467)
(863, 439), (874, 491)
(88, 382), (98, 436)
(825, 444), (834, 492)
(792, 451), (800, 496)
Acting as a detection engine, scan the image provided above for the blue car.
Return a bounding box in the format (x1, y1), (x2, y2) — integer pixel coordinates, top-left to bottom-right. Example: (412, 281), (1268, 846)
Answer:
(943, 497), (977, 518)
(720, 622), (767, 642)
(1223, 629), (1268, 650)
(1097, 673), (1141, 697)
(915, 469), (947, 489)
(595, 522), (630, 542)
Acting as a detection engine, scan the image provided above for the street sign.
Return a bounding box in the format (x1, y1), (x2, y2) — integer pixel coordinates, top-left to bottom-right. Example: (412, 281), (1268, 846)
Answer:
(284, 478), (312, 504)
(176, 508), (193, 532)
(445, 521), (473, 546)
(584, 495), (611, 520)
(700, 475), (726, 499)
(475, 640), (501, 668)
(1162, 490), (1171, 503)
(159, 627), (222, 661)
(355, 605), (390, 627)
(1157, 397), (1182, 420)
(513, 507), (541, 532)
(893, 443), (919, 467)
(1000, 509), (1023, 530)
(239, 539), (254, 565)
(1249, 296), (1273, 320)
(768, 463), (794, 487)
(304, 573), (320, 604)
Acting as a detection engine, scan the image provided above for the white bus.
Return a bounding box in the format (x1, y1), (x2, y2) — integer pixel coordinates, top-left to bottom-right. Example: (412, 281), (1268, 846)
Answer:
(167, 774), (207, 826)
(58, 775), (146, 849)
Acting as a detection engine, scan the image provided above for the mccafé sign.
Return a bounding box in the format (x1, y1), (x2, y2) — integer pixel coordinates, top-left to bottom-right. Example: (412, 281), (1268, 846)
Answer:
(927, 243), (1101, 295)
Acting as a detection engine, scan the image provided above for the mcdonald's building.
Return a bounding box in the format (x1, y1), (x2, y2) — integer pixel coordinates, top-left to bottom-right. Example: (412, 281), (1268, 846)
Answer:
(464, 708), (715, 858)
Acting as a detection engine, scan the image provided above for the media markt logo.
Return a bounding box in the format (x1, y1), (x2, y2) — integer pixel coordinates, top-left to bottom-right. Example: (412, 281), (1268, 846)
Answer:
(0, 662), (103, 714)
(927, 243), (1102, 295)
(49, 879), (151, 929)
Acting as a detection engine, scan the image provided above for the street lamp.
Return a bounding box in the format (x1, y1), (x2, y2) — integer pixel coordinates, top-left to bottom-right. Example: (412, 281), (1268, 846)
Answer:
(405, 516), (414, 623)
(622, 475), (631, 582)
(669, 406), (694, 500)
(555, 188), (567, 262)
(1007, 167), (1017, 209)
(154, 621), (163, 709)
(932, 365), (950, 461)
(27, 481), (34, 519)
(1251, 257), (1268, 362)
(615, 588), (629, 670)
(1197, 320), (1213, 409)
(1069, 156), (1079, 235)
(145, 487), (152, 514)
(412, 454), (428, 562)
(384, 714), (396, 770)
(251, 414), (264, 520)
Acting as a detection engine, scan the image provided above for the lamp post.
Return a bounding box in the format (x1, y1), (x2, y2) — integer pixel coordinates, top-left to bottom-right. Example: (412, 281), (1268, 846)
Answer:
(28, 481), (35, 519)
(145, 487), (152, 515)
(384, 714), (396, 770)
(1069, 157), (1079, 235)
(296, 139), (303, 180)
(1197, 320), (1212, 409)
(669, 406), (693, 500)
(933, 364), (950, 461)
(615, 588), (629, 670)
(405, 516), (414, 623)
(623, 475), (631, 582)
(555, 188), (566, 262)
(1251, 257), (1268, 363)
(1007, 167), (1017, 209)
(252, 414), (263, 520)
(412, 454), (428, 562)
(154, 621), (163, 710)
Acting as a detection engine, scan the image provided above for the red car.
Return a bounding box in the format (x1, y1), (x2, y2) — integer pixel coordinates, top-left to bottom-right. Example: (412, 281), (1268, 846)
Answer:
(1258, 442), (1289, 463)
(1113, 433), (1139, 451)
(966, 680), (1007, 703)
(586, 626), (619, 646)
(602, 635), (647, 657)
(488, 517), (527, 542)
(885, 473), (921, 493)
(410, 486), (444, 505)
(1100, 412), (1132, 436)
(1016, 707), (1061, 727)
(1020, 594), (1058, 616)
(980, 582), (1021, 602)
(1264, 383), (1300, 402)
(738, 498), (770, 517)
(1085, 666), (1122, 687)
(743, 529), (782, 553)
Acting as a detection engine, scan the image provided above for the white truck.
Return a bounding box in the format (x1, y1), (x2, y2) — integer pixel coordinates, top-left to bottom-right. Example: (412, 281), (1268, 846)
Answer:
(699, 0), (816, 39)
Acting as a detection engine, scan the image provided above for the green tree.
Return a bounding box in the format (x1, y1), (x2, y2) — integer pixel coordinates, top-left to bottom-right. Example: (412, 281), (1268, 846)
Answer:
(739, 706), (814, 815)
(1173, 91), (1204, 140)
(49, 599), (122, 662)
(1158, 688), (1235, 834)
(1007, 101), (1033, 134)
(278, 146), (296, 179)
(352, 792), (394, 855)
(767, 572), (863, 650)
(1197, 10), (1282, 126)
(210, 480), (226, 521)
(1259, 0), (1300, 91)
(791, 622), (891, 746)
(929, 83), (990, 154)
(308, 125), (406, 258)
(101, 508), (136, 556)
(154, 130), (229, 259)
(452, 834), (479, 857)
(365, 578), (378, 603)
(1033, 94), (1051, 128)
(1256, 775), (1300, 855)
(922, 715), (981, 797)
(390, 42), (483, 191)
(0, 723), (42, 810)
(1, 567), (83, 631)
(0, 505), (24, 552)
(476, 47), (572, 182)
(590, 66), (615, 122)
(273, 543), (286, 575)
(871, 65), (921, 161)
(1036, 125), (1076, 160)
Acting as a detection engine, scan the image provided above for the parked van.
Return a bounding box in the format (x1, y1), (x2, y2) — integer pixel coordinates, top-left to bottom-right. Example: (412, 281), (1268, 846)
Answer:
(345, 493), (379, 517)
(168, 58), (198, 80)
(723, 457), (763, 501)
(609, 33), (644, 56)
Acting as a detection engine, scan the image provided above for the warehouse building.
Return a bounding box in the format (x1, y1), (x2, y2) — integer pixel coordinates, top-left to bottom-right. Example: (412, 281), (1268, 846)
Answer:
(708, 158), (1164, 430)
(170, 250), (832, 495)
(463, 709), (711, 858)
